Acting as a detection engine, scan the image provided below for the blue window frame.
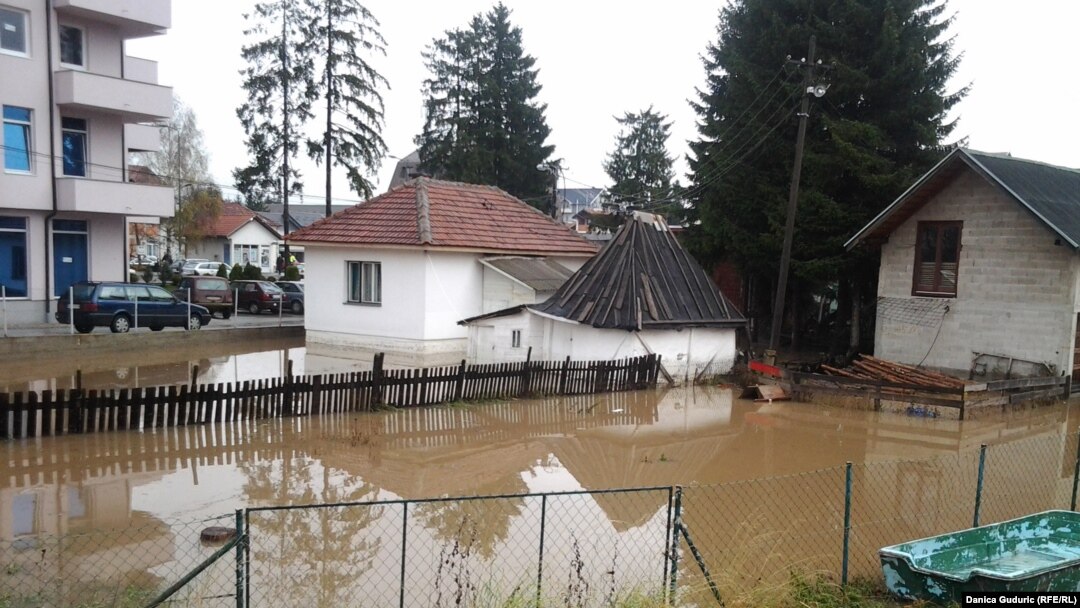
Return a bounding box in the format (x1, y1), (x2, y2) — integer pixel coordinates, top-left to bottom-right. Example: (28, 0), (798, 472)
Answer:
(61, 117), (87, 176)
(0, 216), (28, 297)
(3, 106), (31, 172)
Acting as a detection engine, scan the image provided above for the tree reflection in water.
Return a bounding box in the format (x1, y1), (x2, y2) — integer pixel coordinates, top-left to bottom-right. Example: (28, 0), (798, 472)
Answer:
(240, 457), (384, 607)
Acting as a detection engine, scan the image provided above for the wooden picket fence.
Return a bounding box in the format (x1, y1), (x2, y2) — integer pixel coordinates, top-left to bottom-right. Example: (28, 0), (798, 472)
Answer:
(0, 353), (661, 439)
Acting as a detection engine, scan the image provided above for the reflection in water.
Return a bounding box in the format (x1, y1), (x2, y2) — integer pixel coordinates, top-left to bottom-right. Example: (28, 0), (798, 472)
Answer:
(1, 385), (1076, 603)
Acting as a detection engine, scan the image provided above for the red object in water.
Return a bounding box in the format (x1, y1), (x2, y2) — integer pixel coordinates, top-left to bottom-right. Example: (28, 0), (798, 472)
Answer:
(749, 360), (782, 377)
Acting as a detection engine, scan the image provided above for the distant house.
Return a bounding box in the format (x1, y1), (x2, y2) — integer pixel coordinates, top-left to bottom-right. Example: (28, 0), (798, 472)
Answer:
(387, 150), (424, 191)
(186, 203), (282, 274)
(558, 188), (606, 227)
(460, 213), (747, 383)
(847, 148), (1080, 379)
(287, 178), (599, 366)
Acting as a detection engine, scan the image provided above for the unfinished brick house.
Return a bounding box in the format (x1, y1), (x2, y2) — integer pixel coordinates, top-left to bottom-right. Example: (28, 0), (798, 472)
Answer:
(847, 148), (1080, 379)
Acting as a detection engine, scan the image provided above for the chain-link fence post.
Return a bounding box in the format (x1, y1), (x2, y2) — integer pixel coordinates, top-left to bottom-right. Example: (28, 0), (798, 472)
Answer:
(842, 461), (853, 587)
(399, 501), (409, 608)
(973, 444), (987, 527)
(668, 485), (684, 603)
(1071, 433), (1080, 511)
(235, 509), (245, 608)
(536, 494), (547, 605)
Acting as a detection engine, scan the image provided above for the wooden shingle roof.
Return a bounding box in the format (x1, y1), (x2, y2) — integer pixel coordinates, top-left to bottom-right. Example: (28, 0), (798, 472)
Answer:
(287, 178), (598, 256)
(464, 213), (746, 330)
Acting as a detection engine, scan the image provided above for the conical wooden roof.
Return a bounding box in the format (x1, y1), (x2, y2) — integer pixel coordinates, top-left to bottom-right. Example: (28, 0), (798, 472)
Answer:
(530, 213), (746, 330)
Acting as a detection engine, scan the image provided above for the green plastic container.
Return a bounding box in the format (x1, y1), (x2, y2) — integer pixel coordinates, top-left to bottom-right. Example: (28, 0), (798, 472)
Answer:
(880, 510), (1080, 603)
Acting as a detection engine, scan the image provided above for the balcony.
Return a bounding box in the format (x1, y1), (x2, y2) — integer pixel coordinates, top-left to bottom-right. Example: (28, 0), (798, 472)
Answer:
(54, 0), (171, 39)
(54, 70), (172, 123)
(123, 56), (158, 84)
(125, 124), (161, 152)
(56, 178), (174, 218)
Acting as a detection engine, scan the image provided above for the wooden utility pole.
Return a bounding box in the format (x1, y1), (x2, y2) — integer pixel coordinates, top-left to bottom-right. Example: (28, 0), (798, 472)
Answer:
(767, 36), (824, 359)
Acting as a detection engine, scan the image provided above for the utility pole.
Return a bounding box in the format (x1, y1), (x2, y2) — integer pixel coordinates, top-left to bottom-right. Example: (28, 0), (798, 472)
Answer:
(281, 8), (292, 261)
(767, 36), (828, 362)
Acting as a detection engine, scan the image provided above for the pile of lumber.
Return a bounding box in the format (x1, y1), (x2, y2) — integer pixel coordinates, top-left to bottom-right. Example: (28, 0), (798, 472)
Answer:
(821, 355), (967, 389)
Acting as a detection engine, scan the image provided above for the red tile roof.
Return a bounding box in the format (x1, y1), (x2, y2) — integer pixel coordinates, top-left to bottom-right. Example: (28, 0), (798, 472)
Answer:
(288, 178), (599, 256)
(203, 203), (281, 238)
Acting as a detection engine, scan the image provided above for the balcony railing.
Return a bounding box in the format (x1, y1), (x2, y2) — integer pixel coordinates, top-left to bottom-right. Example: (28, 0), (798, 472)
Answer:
(54, 0), (171, 39)
(54, 70), (172, 123)
(55, 177), (174, 218)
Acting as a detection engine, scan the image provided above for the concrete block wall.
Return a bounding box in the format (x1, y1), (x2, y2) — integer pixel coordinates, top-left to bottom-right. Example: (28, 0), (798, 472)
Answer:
(875, 169), (1078, 376)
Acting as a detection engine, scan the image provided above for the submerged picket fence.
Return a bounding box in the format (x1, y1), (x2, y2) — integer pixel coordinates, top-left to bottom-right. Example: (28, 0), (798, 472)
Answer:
(0, 353), (661, 439)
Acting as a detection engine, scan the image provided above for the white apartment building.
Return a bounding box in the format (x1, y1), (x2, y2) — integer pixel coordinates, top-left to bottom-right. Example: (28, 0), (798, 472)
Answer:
(0, 0), (172, 323)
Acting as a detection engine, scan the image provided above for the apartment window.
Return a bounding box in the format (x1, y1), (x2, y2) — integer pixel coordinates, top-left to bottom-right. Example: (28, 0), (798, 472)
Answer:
(347, 261), (381, 304)
(233, 244), (269, 269)
(3, 106), (31, 172)
(511, 330), (521, 348)
(0, 216), (27, 297)
(59, 25), (85, 68)
(913, 221), (962, 297)
(0, 7), (28, 57)
(61, 117), (87, 177)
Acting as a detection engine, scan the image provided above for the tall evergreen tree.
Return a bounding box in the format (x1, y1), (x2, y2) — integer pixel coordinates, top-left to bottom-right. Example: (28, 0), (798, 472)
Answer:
(604, 106), (676, 208)
(415, 3), (554, 202)
(302, 0), (389, 214)
(234, 0), (316, 218)
(687, 0), (965, 349)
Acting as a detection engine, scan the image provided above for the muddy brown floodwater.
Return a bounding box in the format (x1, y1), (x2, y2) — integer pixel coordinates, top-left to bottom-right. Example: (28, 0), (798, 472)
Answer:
(2, 339), (1078, 605)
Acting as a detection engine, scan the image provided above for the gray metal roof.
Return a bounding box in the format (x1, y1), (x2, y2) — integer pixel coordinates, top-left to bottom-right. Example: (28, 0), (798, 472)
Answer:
(479, 257), (573, 292)
(847, 148), (1080, 250)
(463, 213), (746, 330)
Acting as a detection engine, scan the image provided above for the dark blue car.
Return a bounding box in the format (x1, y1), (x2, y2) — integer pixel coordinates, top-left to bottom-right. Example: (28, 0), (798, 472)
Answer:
(56, 281), (212, 334)
(275, 281), (305, 314)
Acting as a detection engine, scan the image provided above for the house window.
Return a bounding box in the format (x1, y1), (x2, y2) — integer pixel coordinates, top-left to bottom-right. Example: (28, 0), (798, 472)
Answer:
(61, 117), (87, 177)
(347, 261), (381, 304)
(913, 221), (962, 297)
(3, 105), (31, 172)
(0, 216), (27, 297)
(0, 7), (28, 57)
(233, 244), (270, 269)
(58, 25), (84, 68)
(511, 330), (521, 348)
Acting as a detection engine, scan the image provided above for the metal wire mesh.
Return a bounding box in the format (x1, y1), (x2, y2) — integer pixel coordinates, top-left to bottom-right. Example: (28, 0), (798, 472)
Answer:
(980, 432), (1075, 524)
(243, 488), (672, 607)
(0, 514), (236, 608)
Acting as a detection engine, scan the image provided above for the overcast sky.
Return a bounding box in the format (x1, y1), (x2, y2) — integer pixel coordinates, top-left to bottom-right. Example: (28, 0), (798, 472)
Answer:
(128, 0), (1080, 205)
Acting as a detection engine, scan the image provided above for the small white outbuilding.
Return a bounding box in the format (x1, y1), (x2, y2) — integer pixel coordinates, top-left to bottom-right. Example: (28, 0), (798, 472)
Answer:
(461, 213), (747, 384)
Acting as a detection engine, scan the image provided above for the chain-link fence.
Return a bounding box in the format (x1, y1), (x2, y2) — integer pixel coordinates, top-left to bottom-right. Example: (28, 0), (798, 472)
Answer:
(6, 431), (1080, 607)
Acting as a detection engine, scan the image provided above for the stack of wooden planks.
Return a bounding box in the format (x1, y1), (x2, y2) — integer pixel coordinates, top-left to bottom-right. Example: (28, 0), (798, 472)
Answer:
(820, 354), (967, 389)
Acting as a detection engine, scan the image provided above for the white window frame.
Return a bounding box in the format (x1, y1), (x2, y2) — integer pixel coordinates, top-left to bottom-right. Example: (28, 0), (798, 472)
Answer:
(3, 105), (32, 174)
(58, 23), (86, 69)
(0, 215), (28, 299)
(0, 6), (29, 58)
(347, 261), (382, 305)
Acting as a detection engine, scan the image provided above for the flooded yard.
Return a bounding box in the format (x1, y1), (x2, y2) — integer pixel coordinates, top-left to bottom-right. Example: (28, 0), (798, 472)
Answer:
(2, 338), (1078, 605)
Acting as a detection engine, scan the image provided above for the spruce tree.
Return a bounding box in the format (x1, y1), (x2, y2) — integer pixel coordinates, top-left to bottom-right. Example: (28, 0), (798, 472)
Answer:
(687, 0), (966, 348)
(302, 0), (389, 214)
(234, 0), (316, 219)
(603, 106), (677, 209)
(415, 3), (554, 201)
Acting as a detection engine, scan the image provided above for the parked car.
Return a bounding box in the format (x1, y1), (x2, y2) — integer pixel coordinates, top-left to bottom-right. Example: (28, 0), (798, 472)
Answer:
(180, 259), (209, 275)
(55, 281), (212, 333)
(230, 280), (283, 314)
(190, 261), (230, 276)
(275, 281), (305, 314)
(176, 276), (235, 318)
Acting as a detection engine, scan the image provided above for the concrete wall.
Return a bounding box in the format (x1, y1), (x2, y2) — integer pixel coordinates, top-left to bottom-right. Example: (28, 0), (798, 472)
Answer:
(466, 310), (737, 383)
(481, 266), (537, 314)
(875, 169), (1079, 377)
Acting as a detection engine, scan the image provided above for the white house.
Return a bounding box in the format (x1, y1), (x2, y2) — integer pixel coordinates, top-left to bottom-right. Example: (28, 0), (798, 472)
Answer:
(460, 213), (747, 383)
(186, 202), (281, 274)
(287, 178), (599, 366)
(847, 148), (1080, 379)
(0, 0), (173, 323)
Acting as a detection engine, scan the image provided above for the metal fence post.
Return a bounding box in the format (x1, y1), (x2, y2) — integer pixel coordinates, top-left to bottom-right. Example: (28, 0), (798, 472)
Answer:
(668, 485), (683, 603)
(69, 288), (74, 334)
(399, 501), (409, 608)
(842, 462), (853, 587)
(2, 285), (7, 337)
(1071, 433), (1080, 511)
(235, 288), (239, 318)
(134, 294), (139, 330)
(536, 494), (547, 605)
(187, 288), (192, 330)
(235, 509), (245, 608)
(974, 444), (987, 527)
(244, 510), (251, 608)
